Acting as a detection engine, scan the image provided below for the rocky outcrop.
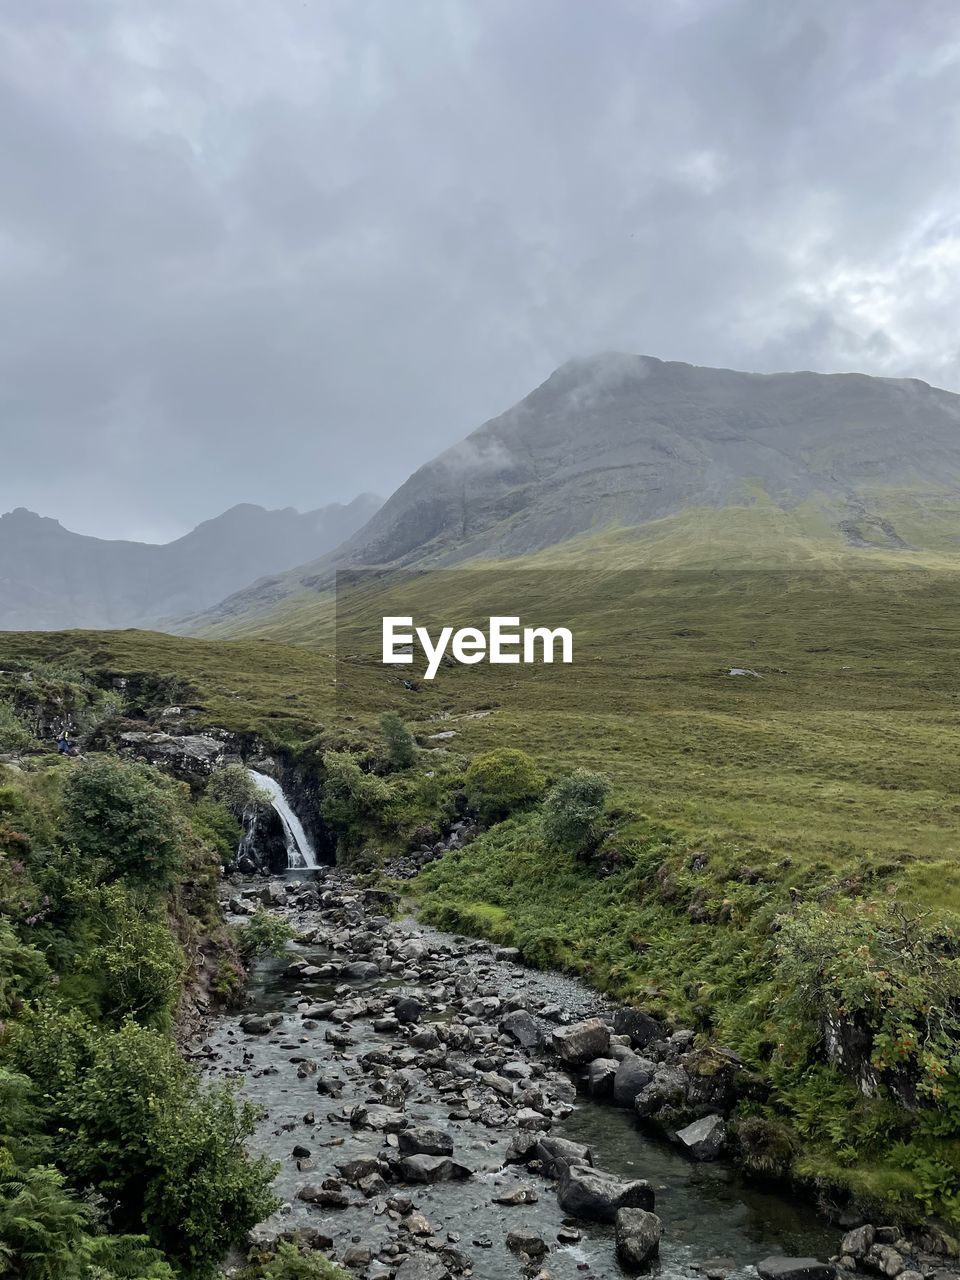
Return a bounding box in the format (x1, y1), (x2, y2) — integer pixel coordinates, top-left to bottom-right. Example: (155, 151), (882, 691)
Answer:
(118, 730), (232, 782)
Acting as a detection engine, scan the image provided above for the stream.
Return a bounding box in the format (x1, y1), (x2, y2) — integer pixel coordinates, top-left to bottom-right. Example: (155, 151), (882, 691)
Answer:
(197, 868), (838, 1280)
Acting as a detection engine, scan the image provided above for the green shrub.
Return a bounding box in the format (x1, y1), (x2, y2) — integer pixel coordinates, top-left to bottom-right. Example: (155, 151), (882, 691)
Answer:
(775, 897), (960, 1092)
(379, 712), (416, 770)
(541, 768), (610, 855)
(80, 883), (185, 1027)
(464, 748), (545, 823)
(321, 751), (391, 832)
(62, 758), (193, 890)
(240, 1241), (350, 1280)
(236, 907), (295, 959)
(55, 1019), (277, 1277)
(0, 697), (32, 753)
(0, 918), (50, 1019)
(206, 766), (268, 820)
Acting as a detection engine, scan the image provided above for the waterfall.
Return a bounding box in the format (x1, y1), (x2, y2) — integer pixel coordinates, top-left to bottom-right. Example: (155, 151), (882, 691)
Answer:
(247, 769), (318, 870)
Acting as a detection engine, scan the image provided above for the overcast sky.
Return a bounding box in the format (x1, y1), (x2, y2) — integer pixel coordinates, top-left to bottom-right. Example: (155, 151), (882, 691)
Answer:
(1, 1), (959, 541)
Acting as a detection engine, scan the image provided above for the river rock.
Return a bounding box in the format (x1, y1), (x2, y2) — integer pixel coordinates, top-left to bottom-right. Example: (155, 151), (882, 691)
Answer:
(613, 1054), (656, 1106)
(240, 1013), (282, 1035)
(551, 1017), (610, 1066)
(615, 1207), (662, 1269)
(613, 1007), (663, 1049)
(533, 1136), (593, 1178)
(399, 1126), (454, 1157)
(506, 1230), (548, 1258)
(557, 1163), (655, 1223)
(840, 1226), (876, 1259)
(586, 1057), (618, 1097)
(866, 1245), (906, 1277)
(675, 1113), (726, 1160)
(394, 1253), (450, 1280)
(395, 996), (425, 1024)
(756, 1259), (836, 1280)
(493, 1184), (538, 1205)
(400, 1154), (471, 1183)
(634, 1065), (688, 1118)
(501, 1009), (543, 1049)
(342, 961), (380, 980)
(296, 1182), (350, 1208)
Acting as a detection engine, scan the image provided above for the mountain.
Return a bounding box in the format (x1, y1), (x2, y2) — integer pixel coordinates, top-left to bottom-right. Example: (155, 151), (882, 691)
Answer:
(186, 354), (960, 637)
(0, 495), (382, 631)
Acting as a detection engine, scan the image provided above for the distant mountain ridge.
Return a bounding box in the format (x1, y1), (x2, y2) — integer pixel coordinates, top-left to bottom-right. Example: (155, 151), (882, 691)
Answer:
(0, 495), (381, 631)
(185, 354), (960, 634)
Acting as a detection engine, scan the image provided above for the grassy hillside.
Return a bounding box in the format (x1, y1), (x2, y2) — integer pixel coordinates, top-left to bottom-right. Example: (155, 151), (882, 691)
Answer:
(5, 519), (960, 1226)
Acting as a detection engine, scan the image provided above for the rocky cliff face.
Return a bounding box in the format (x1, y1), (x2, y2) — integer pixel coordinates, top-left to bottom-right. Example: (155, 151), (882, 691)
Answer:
(0, 494), (381, 631)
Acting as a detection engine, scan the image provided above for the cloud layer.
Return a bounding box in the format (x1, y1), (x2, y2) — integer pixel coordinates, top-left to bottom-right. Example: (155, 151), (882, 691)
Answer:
(1, 0), (958, 539)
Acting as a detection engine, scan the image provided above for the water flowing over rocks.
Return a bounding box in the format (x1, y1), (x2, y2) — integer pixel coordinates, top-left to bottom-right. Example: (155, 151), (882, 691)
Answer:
(198, 870), (952, 1280)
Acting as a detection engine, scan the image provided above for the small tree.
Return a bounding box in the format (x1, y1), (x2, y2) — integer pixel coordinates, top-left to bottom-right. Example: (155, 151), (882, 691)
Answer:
(464, 748), (545, 823)
(380, 712), (416, 771)
(541, 768), (610, 856)
(62, 758), (192, 890)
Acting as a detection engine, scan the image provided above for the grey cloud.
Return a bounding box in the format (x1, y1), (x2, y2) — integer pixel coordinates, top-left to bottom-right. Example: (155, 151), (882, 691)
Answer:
(0, 0), (959, 538)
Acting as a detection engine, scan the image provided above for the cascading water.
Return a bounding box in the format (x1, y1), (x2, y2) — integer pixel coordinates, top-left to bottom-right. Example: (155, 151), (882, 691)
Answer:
(246, 769), (318, 870)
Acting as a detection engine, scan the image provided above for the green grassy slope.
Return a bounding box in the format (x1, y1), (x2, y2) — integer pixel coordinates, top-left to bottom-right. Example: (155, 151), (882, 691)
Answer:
(6, 500), (960, 1224)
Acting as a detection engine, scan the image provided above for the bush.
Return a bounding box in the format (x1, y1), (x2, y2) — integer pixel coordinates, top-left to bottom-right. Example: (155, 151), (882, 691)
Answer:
(206, 766), (268, 820)
(380, 712), (416, 771)
(775, 897), (960, 1094)
(53, 1019), (277, 1277)
(0, 697), (32, 753)
(236, 907), (295, 959)
(62, 758), (194, 890)
(321, 752), (391, 832)
(541, 768), (611, 856)
(464, 748), (545, 823)
(240, 1242), (350, 1280)
(80, 883), (185, 1027)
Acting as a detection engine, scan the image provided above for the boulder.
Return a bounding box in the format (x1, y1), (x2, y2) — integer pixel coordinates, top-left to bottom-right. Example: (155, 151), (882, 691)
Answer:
(533, 1136), (593, 1178)
(840, 1226), (876, 1259)
(500, 1009), (542, 1049)
(586, 1057), (618, 1098)
(399, 1126), (454, 1158)
(675, 1114), (726, 1161)
(394, 1254), (450, 1280)
(239, 1013), (282, 1035)
(613, 1055), (656, 1107)
(506, 1230), (548, 1258)
(399, 1154), (471, 1183)
(615, 1207), (662, 1269)
(756, 1260), (836, 1280)
(296, 1183), (350, 1208)
(551, 1017), (611, 1066)
(634, 1065), (688, 1119)
(342, 961), (380, 980)
(866, 1246), (906, 1278)
(395, 996), (425, 1024)
(557, 1163), (655, 1223)
(613, 1007), (663, 1049)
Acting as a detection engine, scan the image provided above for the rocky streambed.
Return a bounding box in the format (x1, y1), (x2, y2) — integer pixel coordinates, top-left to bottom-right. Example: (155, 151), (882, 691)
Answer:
(194, 872), (953, 1280)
